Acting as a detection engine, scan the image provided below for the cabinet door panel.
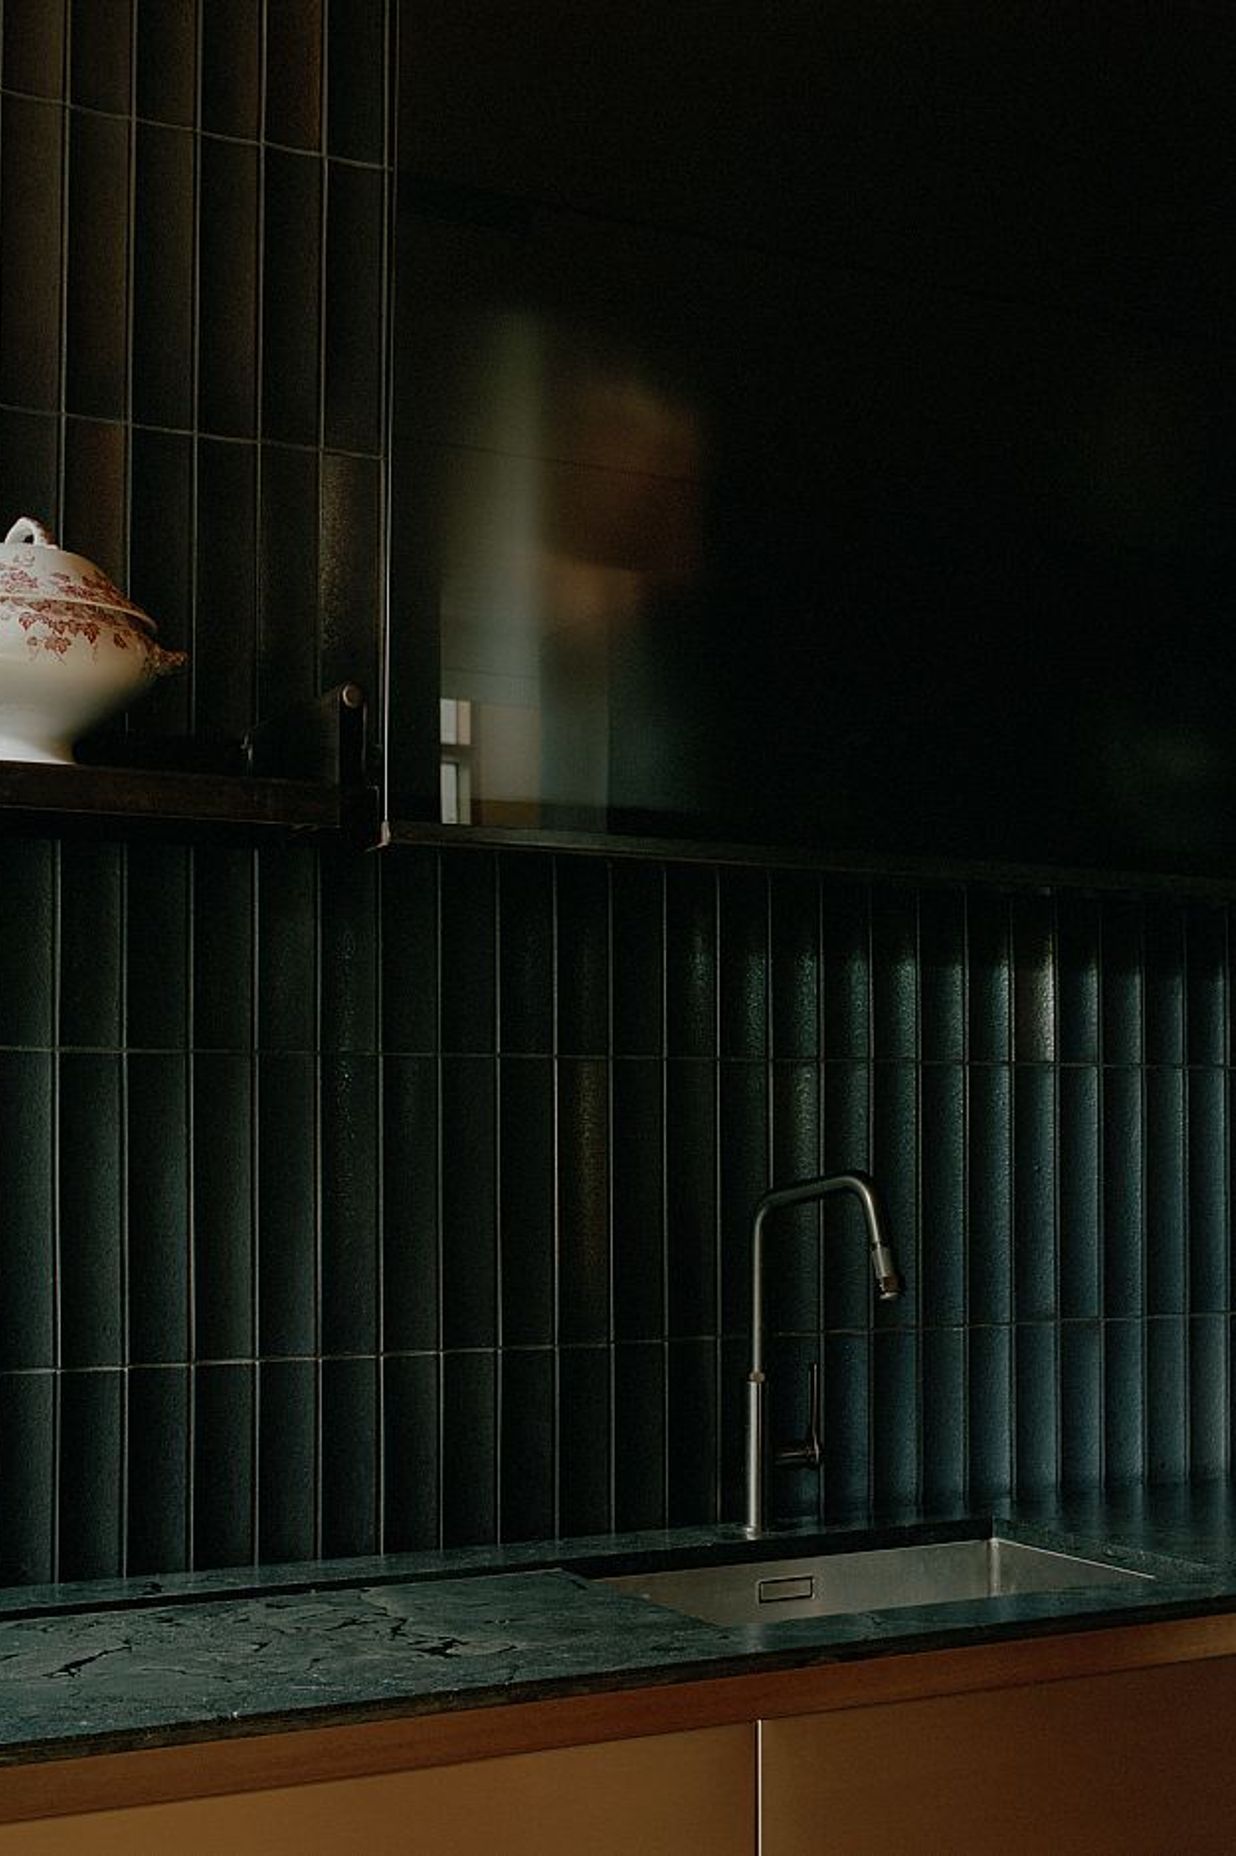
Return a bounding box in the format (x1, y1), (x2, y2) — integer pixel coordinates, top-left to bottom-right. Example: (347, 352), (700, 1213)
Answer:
(0, 1722), (756, 1856)
(762, 1657), (1236, 1855)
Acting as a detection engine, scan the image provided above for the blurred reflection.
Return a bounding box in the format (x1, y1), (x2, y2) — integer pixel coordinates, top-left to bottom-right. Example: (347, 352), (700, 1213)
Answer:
(439, 312), (699, 828)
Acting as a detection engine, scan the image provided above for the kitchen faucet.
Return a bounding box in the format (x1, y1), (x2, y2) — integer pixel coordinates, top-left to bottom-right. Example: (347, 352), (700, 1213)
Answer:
(744, 1172), (903, 1535)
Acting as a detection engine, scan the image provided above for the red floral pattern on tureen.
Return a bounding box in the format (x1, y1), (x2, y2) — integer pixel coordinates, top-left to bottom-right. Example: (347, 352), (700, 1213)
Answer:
(4, 601), (140, 661)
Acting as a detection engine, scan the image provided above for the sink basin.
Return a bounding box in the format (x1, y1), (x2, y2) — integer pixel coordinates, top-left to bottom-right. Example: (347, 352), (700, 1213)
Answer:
(599, 1537), (1152, 1627)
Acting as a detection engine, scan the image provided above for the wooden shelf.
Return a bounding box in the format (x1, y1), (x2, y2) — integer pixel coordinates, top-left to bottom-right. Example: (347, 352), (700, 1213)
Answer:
(384, 817), (1236, 899)
(0, 687), (381, 845)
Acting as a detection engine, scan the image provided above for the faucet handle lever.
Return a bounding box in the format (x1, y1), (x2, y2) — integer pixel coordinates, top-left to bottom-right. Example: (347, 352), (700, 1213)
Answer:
(774, 1360), (823, 1470)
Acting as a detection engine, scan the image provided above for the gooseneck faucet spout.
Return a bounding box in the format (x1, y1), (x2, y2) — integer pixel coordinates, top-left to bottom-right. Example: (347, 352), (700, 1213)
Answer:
(744, 1171), (903, 1536)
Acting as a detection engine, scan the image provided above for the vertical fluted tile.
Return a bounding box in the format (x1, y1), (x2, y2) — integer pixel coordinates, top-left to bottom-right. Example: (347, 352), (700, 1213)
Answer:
(871, 885), (918, 1059)
(498, 853), (554, 1053)
(256, 847), (317, 1051)
(822, 1333), (869, 1519)
(1185, 903), (1227, 1065)
(127, 1367), (190, 1575)
(768, 1333), (821, 1527)
(1011, 892), (1055, 1062)
(383, 1054), (439, 1352)
(1059, 1321), (1101, 1491)
(126, 843), (190, 1050)
(666, 866), (717, 1058)
(966, 890), (1011, 1062)
(200, 0), (260, 137)
(194, 439), (257, 737)
(719, 1061), (767, 1337)
(1055, 893), (1101, 1064)
(59, 843), (123, 1048)
(1188, 1067), (1228, 1312)
(256, 1051), (317, 1357)
(381, 848), (439, 1054)
(968, 1324), (1012, 1505)
(130, 429), (193, 738)
(1102, 1068), (1144, 1318)
(135, 0), (197, 126)
(968, 1064), (1012, 1326)
(0, 98), (63, 411)
(439, 853), (496, 1052)
(0, 841), (54, 1048)
(1145, 1066), (1186, 1315)
(133, 124), (195, 429)
(921, 1326), (966, 1509)
(769, 871), (817, 1060)
(720, 867), (769, 1059)
(1144, 901), (1185, 1065)
(666, 1060), (716, 1337)
(319, 1053), (379, 1354)
(326, 0), (387, 161)
(259, 444), (320, 713)
(558, 1058), (610, 1345)
(613, 1343), (665, 1530)
(2, 0), (66, 97)
(319, 451), (382, 698)
(0, 1052), (54, 1370)
(442, 1351), (496, 1547)
(262, 150), (323, 445)
(920, 1064), (965, 1328)
(1012, 1065), (1055, 1321)
(440, 1055), (496, 1348)
(199, 139), (259, 435)
(499, 1056), (555, 1347)
(667, 1337), (717, 1525)
(0, 411), (59, 546)
(556, 857), (609, 1056)
(1146, 1318), (1186, 1485)
(612, 1058), (664, 1342)
(1058, 1065), (1100, 1320)
(58, 1370), (123, 1580)
(266, 0), (323, 148)
(559, 1346), (611, 1536)
(1014, 1323), (1057, 1496)
(612, 863), (664, 1056)
(323, 163), (386, 453)
(192, 1052), (254, 1359)
(821, 1061), (871, 1330)
(319, 848), (378, 1053)
(193, 1363), (255, 1569)
(1190, 1317), (1228, 1482)
(822, 881), (871, 1060)
(321, 1356), (378, 1557)
(58, 1053), (123, 1368)
(66, 111), (128, 420)
(127, 1053), (190, 1364)
(1104, 1320), (1145, 1489)
(1102, 898), (1144, 1065)
(63, 418), (126, 580)
(500, 1349), (555, 1543)
(383, 1354), (439, 1551)
(0, 1375), (54, 1585)
(766, 1062), (821, 1337)
(258, 1358), (318, 1564)
(872, 1329), (918, 1510)
(919, 887), (965, 1063)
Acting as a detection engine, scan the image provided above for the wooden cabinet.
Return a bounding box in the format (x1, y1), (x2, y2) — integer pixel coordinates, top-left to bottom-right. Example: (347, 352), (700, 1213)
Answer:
(760, 1655), (1236, 1855)
(0, 1724), (755, 1856)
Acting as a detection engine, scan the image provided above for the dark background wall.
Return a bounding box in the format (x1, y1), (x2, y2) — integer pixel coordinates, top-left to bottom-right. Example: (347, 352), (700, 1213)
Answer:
(0, 2), (1232, 1586)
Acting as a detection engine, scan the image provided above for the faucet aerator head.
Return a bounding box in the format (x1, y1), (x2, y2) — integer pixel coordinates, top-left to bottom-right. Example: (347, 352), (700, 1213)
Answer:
(876, 1272), (904, 1300)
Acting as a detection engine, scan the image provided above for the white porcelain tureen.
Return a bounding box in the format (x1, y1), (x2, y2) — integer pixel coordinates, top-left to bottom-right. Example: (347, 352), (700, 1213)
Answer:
(0, 517), (186, 763)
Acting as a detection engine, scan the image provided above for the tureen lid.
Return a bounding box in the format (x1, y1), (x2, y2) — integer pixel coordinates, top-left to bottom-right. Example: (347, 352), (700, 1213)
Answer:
(1, 516), (159, 635)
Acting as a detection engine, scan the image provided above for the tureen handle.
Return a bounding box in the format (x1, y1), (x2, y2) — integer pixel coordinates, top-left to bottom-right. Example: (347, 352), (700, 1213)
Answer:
(5, 517), (56, 547)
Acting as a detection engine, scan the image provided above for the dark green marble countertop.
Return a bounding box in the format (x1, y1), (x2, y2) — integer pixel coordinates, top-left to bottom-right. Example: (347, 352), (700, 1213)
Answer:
(3, 1486), (1236, 1768)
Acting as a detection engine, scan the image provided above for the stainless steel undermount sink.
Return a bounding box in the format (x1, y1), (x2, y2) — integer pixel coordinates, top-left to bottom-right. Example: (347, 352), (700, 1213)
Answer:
(599, 1536), (1153, 1627)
